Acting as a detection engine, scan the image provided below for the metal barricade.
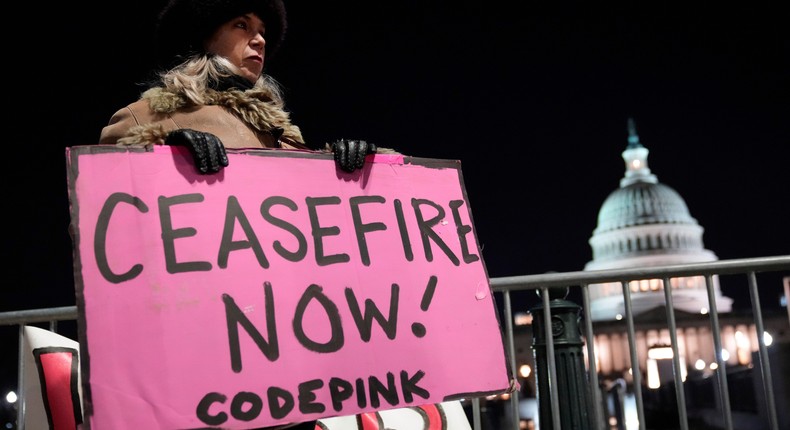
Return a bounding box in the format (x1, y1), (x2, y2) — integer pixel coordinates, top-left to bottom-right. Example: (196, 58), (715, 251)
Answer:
(3, 256), (789, 430)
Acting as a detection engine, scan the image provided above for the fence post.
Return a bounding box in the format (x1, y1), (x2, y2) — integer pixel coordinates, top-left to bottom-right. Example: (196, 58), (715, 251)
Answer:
(531, 287), (595, 430)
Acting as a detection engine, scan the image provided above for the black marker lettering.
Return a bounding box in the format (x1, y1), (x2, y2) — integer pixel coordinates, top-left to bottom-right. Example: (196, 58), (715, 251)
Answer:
(260, 196), (307, 262)
(230, 391), (263, 422)
(159, 193), (212, 273)
(293, 284), (344, 353)
(368, 372), (398, 409)
(328, 377), (354, 412)
(298, 379), (326, 414)
(400, 370), (429, 403)
(349, 195), (387, 266)
(393, 199), (414, 262)
(195, 392), (228, 426)
(267, 386), (294, 420)
(345, 284), (399, 341)
(223, 282), (279, 372)
(218, 196), (269, 269)
(449, 200), (480, 264)
(412, 198), (460, 265)
(95, 192), (147, 283)
(306, 196), (349, 266)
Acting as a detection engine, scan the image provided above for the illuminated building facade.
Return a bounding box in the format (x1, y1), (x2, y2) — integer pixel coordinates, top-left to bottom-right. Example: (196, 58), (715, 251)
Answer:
(584, 120), (781, 389)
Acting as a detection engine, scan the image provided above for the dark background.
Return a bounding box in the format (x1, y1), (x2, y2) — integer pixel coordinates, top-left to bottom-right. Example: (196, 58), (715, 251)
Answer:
(3, 0), (788, 405)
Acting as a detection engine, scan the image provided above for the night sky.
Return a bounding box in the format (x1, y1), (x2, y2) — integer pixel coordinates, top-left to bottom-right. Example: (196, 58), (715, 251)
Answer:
(3, 1), (788, 399)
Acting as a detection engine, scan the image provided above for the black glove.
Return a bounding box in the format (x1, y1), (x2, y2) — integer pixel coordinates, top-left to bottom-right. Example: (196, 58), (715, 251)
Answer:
(165, 129), (229, 174)
(331, 139), (377, 173)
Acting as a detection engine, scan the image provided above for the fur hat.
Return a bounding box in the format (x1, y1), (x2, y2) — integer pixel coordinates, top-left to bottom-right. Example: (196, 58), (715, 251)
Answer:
(155, 0), (287, 68)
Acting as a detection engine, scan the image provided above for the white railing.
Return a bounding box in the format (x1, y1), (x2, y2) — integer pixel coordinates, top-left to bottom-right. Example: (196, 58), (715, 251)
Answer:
(3, 255), (789, 430)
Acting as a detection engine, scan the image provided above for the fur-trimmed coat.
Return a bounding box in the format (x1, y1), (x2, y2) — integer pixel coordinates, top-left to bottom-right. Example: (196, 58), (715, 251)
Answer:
(99, 86), (309, 151)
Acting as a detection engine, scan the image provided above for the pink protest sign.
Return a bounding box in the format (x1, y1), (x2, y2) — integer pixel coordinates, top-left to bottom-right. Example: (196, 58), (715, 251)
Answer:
(66, 145), (511, 429)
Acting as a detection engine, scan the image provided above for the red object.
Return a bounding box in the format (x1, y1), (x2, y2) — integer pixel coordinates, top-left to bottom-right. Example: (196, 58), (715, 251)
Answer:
(34, 347), (82, 430)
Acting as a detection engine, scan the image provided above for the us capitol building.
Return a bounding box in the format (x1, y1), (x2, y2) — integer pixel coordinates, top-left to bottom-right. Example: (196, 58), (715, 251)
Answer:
(580, 119), (784, 382)
(585, 119), (732, 321)
(504, 119), (788, 430)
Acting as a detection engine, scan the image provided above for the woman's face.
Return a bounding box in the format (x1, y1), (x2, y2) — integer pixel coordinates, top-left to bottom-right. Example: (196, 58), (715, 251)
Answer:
(205, 13), (267, 83)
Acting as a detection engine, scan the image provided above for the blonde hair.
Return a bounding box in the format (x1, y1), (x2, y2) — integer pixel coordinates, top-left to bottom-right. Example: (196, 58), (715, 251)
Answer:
(158, 55), (285, 106)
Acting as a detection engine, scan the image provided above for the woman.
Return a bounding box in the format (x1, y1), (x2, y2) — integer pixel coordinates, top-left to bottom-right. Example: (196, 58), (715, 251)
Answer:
(98, 1), (366, 429)
(99, 0), (375, 175)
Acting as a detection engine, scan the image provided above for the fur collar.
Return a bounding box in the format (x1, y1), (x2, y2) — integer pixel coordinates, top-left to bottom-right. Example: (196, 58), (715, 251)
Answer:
(141, 86), (304, 144)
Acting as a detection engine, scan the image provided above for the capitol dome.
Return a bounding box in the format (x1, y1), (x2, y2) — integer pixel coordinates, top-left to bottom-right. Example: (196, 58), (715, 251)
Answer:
(594, 182), (697, 235)
(585, 119), (732, 320)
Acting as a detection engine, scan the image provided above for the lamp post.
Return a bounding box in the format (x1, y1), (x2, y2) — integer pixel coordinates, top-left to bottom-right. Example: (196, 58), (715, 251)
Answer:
(531, 287), (596, 430)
